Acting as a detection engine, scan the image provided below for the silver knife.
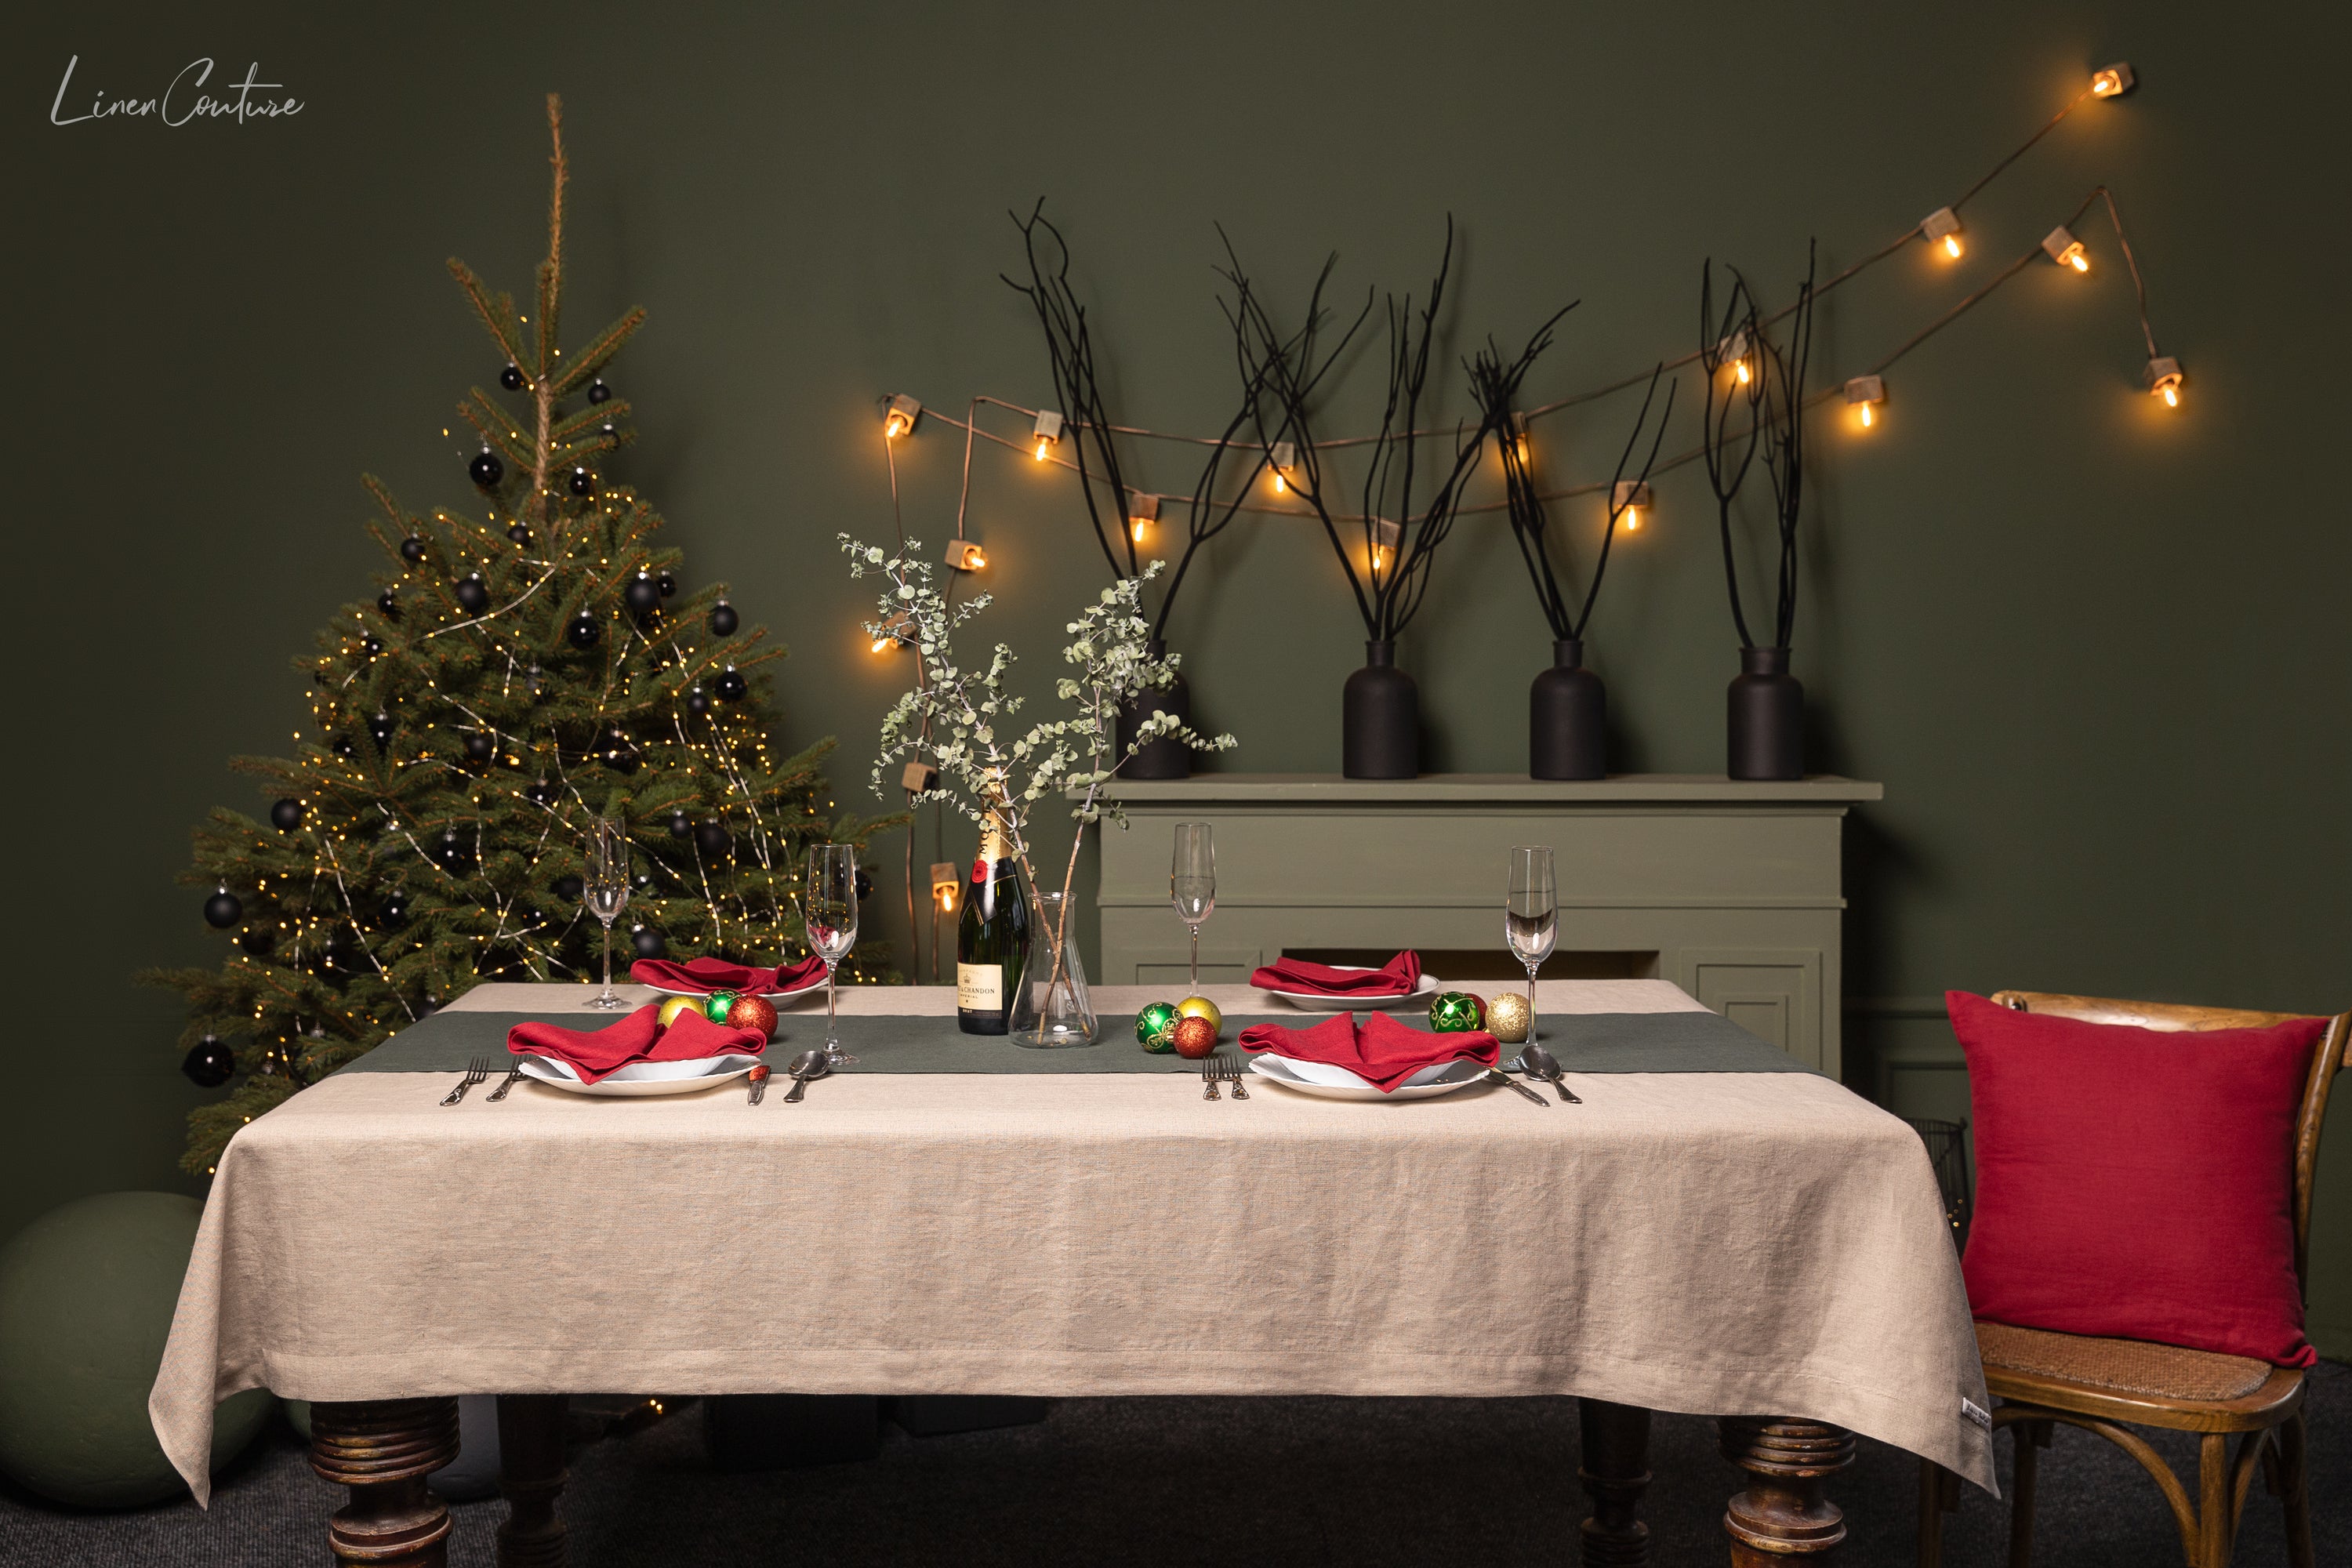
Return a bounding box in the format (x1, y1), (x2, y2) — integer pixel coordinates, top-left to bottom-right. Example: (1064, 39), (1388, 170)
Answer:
(1483, 1069), (1549, 1105)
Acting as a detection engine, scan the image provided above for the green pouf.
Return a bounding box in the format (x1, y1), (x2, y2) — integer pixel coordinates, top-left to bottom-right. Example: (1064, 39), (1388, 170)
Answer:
(0, 1192), (274, 1507)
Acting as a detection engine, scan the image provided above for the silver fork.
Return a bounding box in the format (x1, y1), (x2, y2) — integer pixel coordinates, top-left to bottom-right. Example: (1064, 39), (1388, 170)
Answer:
(1201, 1057), (1221, 1101)
(441, 1056), (493, 1105)
(486, 1061), (526, 1102)
(1215, 1055), (1250, 1100)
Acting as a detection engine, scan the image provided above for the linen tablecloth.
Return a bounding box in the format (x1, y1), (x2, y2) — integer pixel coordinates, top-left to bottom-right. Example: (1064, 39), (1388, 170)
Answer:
(153, 979), (1993, 1501)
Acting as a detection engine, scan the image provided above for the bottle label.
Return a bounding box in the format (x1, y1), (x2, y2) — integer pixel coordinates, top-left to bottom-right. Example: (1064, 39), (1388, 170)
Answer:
(956, 962), (1003, 1011)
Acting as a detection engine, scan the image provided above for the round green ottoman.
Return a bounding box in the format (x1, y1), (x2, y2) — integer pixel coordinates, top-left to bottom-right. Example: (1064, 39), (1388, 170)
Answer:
(0, 1192), (274, 1507)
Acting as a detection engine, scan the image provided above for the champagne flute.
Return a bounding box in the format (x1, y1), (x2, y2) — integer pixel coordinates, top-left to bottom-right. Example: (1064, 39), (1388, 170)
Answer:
(804, 844), (859, 1066)
(583, 816), (631, 1010)
(1506, 846), (1558, 1045)
(1170, 822), (1215, 993)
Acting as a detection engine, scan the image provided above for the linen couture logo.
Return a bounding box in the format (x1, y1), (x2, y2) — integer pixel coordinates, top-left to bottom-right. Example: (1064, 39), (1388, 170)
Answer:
(49, 54), (303, 126)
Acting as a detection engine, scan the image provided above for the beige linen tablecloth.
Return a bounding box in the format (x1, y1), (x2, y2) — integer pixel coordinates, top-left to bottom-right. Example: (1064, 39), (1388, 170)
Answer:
(153, 979), (1993, 1502)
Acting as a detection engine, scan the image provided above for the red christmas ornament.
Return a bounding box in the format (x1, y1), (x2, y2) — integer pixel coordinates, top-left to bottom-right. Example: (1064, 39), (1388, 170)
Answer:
(1171, 1014), (1218, 1058)
(725, 993), (779, 1040)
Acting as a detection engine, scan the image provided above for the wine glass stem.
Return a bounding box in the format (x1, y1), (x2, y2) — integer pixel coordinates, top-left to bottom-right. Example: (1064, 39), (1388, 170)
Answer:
(1189, 924), (1200, 991)
(826, 961), (840, 1046)
(600, 919), (615, 1002)
(1525, 963), (1539, 1039)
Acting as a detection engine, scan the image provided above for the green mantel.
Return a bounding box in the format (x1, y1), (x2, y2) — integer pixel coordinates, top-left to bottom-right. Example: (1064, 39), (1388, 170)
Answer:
(1095, 775), (1882, 1076)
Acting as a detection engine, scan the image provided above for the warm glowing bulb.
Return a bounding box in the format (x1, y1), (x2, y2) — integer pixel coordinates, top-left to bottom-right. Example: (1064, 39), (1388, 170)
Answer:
(1131, 519), (1148, 542)
(1034, 440), (1050, 462)
(1858, 403), (1874, 428)
(870, 635), (893, 653)
(1272, 472), (1286, 493)
(2069, 252), (2088, 271)
(884, 414), (909, 439)
(1734, 360), (1751, 384)
(1624, 508), (1642, 532)
(1942, 234), (1962, 260)
(2162, 386), (2179, 407)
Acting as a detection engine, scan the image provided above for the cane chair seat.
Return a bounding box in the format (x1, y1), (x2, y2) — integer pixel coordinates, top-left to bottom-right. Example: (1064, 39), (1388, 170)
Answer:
(1977, 1319), (2296, 1413)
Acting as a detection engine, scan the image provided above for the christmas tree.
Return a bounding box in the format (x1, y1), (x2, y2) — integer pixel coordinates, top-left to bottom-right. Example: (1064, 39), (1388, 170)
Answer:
(150, 96), (894, 1174)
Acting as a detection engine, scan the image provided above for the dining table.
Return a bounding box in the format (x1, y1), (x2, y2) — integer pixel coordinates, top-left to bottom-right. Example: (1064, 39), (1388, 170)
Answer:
(151, 977), (1993, 1566)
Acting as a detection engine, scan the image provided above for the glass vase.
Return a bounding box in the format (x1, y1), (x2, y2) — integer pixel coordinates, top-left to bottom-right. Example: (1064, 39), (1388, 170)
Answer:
(1011, 890), (1098, 1048)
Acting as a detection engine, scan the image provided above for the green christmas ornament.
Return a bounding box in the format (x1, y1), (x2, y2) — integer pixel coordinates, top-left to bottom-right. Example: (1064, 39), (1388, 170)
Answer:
(1428, 990), (1487, 1033)
(1134, 1000), (1183, 1053)
(703, 989), (743, 1024)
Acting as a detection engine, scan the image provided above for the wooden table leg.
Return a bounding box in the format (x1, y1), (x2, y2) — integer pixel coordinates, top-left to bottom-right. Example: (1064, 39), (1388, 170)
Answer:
(1578, 1399), (1654, 1566)
(310, 1397), (460, 1568)
(1719, 1416), (1854, 1564)
(495, 1395), (571, 1568)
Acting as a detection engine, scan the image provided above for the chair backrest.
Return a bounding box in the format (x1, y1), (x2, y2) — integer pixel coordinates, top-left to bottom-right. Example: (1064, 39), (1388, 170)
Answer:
(1991, 989), (2352, 1299)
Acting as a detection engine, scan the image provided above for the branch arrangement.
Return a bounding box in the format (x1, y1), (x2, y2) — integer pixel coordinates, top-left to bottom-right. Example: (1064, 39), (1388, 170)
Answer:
(1698, 245), (1816, 651)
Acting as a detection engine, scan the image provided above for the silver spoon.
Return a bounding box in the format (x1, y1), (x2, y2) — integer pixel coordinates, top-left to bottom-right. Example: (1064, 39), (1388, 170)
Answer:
(782, 1048), (829, 1103)
(1519, 1043), (1582, 1104)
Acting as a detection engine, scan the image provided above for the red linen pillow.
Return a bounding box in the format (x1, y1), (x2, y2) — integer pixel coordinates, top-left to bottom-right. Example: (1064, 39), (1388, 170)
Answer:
(1949, 989), (2324, 1367)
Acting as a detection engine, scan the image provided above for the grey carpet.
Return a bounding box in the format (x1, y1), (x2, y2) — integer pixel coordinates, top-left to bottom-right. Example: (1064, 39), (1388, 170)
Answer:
(3, 1366), (2342, 1565)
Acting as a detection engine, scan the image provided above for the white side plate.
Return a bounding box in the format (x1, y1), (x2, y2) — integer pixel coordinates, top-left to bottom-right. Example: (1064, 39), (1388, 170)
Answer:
(1255, 971), (1444, 1012)
(1246, 1052), (1487, 1101)
(514, 1052), (764, 1098)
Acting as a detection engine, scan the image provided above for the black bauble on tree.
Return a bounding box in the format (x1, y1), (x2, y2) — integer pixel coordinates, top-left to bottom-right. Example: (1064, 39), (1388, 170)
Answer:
(668, 810), (693, 839)
(203, 885), (243, 929)
(709, 599), (739, 637)
(436, 828), (473, 873)
(527, 778), (557, 807)
(506, 523), (533, 547)
(270, 798), (305, 831)
(568, 612), (601, 649)
(362, 636), (383, 656)
(469, 447), (505, 489)
(463, 731), (495, 764)
(695, 819), (731, 860)
(587, 377), (611, 404)
(454, 574), (490, 615)
(656, 570), (676, 598)
(716, 665), (746, 702)
(685, 685), (710, 717)
(500, 362), (524, 390)
(377, 589), (401, 620)
(332, 735), (354, 757)
(568, 466), (594, 498)
(380, 891), (408, 927)
(238, 924), (275, 956)
(631, 925), (665, 960)
(854, 868), (874, 902)
(182, 1036), (236, 1088)
(400, 535), (427, 564)
(624, 572), (662, 617)
(369, 711), (394, 750)
(552, 873), (585, 902)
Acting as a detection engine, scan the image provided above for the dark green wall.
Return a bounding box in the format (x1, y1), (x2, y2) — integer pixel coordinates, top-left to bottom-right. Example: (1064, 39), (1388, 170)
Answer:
(10, 5), (2348, 1346)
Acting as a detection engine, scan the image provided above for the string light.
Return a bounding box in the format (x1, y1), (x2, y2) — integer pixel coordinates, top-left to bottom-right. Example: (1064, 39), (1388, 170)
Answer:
(943, 539), (988, 572)
(1922, 206), (1964, 261)
(1269, 441), (1296, 493)
(1031, 408), (1064, 461)
(1370, 517), (1401, 571)
(1128, 492), (1159, 542)
(2090, 62), (2135, 98)
(1612, 481), (1653, 532)
(1510, 410), (1532, 466)
(882, 394), (921, 441)
(1844, 375), (1887, 430)
(2042, 226), (2089, 273)
(2144, 355), (2183, 408)
(929, 861), (960, 914)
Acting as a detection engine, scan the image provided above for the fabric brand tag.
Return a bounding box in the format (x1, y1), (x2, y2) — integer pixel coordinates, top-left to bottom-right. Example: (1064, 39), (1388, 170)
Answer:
(1960, 1398), (1992, 1432)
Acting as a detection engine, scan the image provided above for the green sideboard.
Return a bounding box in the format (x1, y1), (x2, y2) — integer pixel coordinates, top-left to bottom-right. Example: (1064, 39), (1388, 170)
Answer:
(1095, 773), (1883, 1076)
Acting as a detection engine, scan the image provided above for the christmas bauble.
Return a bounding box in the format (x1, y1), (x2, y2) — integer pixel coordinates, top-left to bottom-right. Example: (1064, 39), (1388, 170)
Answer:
(463, 732), (495, 764)
(724, 993), (779, 1040)
(601, 422), (619, 447)
(655, 995), (701, 1030)
(716, 665), (746, 702)
(237, 925), (274, 956)
(1428, 991), (1486, 1033)
(1134, 1001), (1182, 1052)
(436, 828), (470, 872)
(668, 810), (692, 839)
(702, 989), (743, 1025)
(709, 601), (739, 637)
(568, 466), (593, 498)
(499, 362), (524, 390)
(526, 779), (557, 807)
(379, 891), (408, 927)
(270, 798), (304, 831)
(685, 686), (711, 717)
(376, 590), (400, 620)
(631, 925), (666, 960)
(454, 575), (489, 614)
(1171, 1014), (1219, 1058)
(695, 820), (731, 859)
(854, 868), (874, 902)
(368, 711), (394, 750)
(624, 573), (662, 616)
(1486, 991), (1531, 1044)
(568, 612), (601, 649)
(587, 378), (611, 404)
(361, 636), (383, 657)
(552, 874), (584, 902)
(400, 535), (427, 564)
(332, 736), (354, 757)
(506, 523), (532, 547)
(181, 1036), (235, 1087)
(656, 571), (677, 598)
(469, 448), (504, 489)
(201, 886), (241, 928)
(1175, 996), (1222, 1033)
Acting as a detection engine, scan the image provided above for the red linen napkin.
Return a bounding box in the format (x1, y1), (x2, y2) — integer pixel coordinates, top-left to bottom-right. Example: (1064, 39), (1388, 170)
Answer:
(1249, 950), (1422, 996)
(507, 1004), (767, 1084)
(1237, 1011), (1497, 1093)
(626, 955), (827, 994)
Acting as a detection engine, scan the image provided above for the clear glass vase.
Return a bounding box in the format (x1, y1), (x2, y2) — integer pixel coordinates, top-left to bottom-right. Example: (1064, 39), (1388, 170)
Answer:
(1011, 891), (1098, 1048)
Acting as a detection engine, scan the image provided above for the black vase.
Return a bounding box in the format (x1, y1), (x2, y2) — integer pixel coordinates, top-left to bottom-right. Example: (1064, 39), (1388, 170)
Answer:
(1727, 646), (1805, 781)
(1116, 637), (1192, 781)
(1530, 638), (1607, 780)
(1343, 640), (1418, 779)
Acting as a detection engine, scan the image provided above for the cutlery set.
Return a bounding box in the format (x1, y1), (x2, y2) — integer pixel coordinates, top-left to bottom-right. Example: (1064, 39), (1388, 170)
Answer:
(439, 1051), (824, 1105)
(1201, 1054), (1249, 1101)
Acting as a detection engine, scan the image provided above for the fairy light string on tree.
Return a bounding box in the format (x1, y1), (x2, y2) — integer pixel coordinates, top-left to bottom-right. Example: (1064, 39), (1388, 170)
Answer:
(146, 95), (894, 1177)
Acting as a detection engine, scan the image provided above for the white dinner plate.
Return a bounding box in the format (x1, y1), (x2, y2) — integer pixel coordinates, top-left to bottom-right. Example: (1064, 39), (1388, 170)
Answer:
(514, 1052), (765, 1098)
(1246, 1052), (1488, 1101)
(643, 977), (826, 1006)
(1254, 970), (1443, 1012)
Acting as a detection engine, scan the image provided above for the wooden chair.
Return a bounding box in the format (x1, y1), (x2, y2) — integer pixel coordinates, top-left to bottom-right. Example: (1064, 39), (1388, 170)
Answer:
(1917, 990), (2350, 1568)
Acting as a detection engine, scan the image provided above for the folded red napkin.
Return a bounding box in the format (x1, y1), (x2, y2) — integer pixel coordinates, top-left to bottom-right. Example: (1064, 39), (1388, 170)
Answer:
(507, 1004), (767, 1084)
(1237, 1011), (1497, 1093)
(626, 955), (827, 994)
(1250, 951), (1422, 996)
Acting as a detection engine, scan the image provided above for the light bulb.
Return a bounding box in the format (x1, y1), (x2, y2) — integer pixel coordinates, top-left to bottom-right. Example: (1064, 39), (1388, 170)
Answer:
(2068, 251), (2089, 272)
(1030, 409), (1063, 462)
(870, 635), (893, 653)
(1734, 360), (1751, 384)
(2145, 356), (2183, 408)
(2042, 226), (2089, 274)
(1943, 235), (1962, 260)
(882, 394), (921, 441)
(1858, 403), (1873, 428)
(1843, 374), (1887, 431)
(1612, 480), (1654, 532)
(1623, 508), (1642, 532)
(2162, 386), (2179, 407)
(2090, 62), (2135, 98)
(1269, 441), (1296, 494)
(1922, 206), (1963, 261)
(1272, 473), (1286, 493)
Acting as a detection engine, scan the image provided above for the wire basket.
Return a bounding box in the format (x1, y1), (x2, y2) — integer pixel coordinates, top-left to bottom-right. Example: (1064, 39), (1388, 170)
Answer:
(1903, 1117), (1973, 1252)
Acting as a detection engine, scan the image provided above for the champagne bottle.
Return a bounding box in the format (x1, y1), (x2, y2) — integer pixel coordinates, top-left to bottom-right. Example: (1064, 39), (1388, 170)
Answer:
(956, 818), (1029, 1034)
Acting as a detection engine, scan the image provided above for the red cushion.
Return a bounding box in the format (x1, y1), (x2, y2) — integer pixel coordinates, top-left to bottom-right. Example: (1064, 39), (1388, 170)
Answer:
(1950, 990), (2324, 1368)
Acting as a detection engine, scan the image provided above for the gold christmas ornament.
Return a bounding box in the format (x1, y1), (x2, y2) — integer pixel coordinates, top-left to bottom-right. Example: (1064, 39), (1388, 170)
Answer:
(1486, 991), (1532, 1044)
(1175, 996), (1222, 1033)
(655, 995), (702, 1030)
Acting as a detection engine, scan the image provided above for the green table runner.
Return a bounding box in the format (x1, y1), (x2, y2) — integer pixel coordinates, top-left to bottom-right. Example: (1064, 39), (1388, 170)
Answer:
(337, 1007), (1813, 1076)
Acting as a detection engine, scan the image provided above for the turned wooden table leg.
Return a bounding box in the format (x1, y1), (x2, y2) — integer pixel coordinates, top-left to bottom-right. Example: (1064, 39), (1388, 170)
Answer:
(1719, 1416), (1855, 1564)
(495, 1395), (571, 1568)
(1578, 1399), (1654, 1566)
(310, 1397), (460, 1568)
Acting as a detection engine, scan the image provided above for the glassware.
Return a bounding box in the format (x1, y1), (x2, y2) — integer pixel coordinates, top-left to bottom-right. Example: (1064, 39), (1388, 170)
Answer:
(804, 844), (859, 1066)
(1506, 845), (1558, 1043)
(583, 816), (630, 1010)
(1009, 890), (1098, 1047)
(1170, 822), (1215, 993)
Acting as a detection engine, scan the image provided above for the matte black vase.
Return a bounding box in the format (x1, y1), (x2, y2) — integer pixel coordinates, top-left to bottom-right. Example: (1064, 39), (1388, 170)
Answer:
(1727, 646), (1805, 781)
(1530, 638), (1607, 780)
(1343, 640), (1418, 779)
(1115, 637), (1192, 780)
